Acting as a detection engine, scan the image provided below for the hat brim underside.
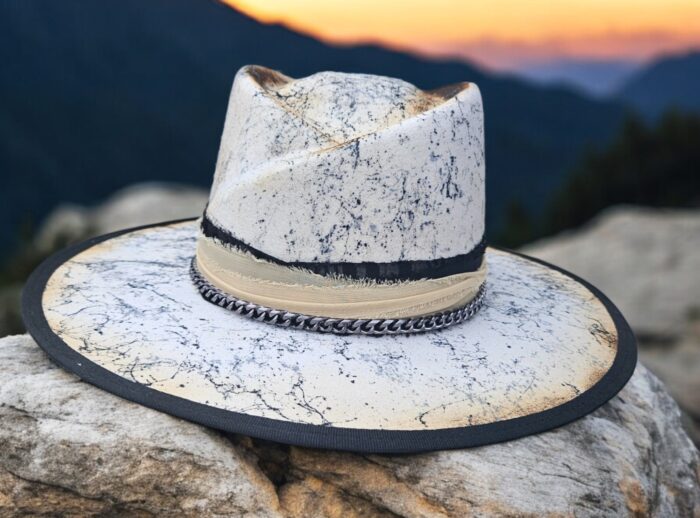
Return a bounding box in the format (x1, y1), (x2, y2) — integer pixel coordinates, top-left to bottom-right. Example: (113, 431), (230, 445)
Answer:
(22, 219), (637, 454)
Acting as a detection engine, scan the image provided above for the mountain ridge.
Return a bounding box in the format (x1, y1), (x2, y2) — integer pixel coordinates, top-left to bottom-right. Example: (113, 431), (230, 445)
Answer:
(514, 58), (640, 97)
(618, 51), (700, 118)
(0, 0), (626, 257)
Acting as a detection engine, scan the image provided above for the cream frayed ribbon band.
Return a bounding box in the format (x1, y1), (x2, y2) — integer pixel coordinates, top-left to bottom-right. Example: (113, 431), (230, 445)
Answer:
(195, 236), (487, 320)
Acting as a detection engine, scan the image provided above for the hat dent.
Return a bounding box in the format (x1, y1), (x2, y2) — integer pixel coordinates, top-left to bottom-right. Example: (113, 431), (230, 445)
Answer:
(205, 65), (485, 265)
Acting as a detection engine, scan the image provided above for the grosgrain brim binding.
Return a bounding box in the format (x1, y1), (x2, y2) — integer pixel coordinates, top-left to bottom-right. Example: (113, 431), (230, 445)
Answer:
(22, 219), (637, 454)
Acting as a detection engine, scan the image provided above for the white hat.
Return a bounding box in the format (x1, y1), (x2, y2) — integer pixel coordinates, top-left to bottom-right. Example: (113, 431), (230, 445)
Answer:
(23, 66), (636, 453)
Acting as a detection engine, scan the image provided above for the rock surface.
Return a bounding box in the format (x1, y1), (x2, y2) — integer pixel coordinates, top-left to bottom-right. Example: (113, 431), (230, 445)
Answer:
(641, 317), (700, 445)
(35, 182), (208, 253)
(1, 335), (698, 517)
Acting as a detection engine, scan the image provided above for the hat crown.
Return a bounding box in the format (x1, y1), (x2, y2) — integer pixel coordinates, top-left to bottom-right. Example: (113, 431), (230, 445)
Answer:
(204, 65), (485, 271)
(246, 68), (456, 142)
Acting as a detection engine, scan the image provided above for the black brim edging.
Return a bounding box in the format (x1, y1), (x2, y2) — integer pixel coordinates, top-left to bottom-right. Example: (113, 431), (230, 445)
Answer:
(21, 219), (637, 454)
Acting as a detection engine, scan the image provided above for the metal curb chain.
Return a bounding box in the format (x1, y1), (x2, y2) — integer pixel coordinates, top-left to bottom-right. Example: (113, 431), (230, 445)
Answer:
(189, 258), (485, 335)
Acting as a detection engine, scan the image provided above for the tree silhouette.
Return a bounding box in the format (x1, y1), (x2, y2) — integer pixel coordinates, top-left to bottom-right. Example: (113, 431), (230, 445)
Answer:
(497, 110), (700, 247)
(544, 111), (700, 235)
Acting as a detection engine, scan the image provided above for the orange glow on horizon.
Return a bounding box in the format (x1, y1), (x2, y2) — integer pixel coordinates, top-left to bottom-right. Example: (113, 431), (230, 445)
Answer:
(223, 0), (700, 68)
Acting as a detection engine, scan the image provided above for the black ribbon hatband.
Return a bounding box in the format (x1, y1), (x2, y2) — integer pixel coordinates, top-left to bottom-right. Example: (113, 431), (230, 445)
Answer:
(200, 214), (485, 282)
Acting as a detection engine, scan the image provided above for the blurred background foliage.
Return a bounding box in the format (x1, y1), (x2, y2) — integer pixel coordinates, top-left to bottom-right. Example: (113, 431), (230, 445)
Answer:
(500, 111), (700, 247)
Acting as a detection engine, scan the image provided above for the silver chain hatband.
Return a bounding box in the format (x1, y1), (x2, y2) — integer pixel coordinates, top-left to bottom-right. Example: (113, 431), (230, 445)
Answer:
(190, 257), (485, 335)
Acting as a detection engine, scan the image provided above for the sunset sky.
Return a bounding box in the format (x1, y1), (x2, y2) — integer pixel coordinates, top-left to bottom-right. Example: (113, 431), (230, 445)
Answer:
(224, 0), (700, 69)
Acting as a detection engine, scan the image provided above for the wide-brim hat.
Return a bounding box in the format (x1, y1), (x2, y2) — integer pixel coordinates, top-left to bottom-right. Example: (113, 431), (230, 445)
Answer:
(23, 66), (636, 454)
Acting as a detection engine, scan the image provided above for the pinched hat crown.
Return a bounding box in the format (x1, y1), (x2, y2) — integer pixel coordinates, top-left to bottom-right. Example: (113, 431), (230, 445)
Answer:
(203, 65), (485, 275)
(195, 65), (487, 330)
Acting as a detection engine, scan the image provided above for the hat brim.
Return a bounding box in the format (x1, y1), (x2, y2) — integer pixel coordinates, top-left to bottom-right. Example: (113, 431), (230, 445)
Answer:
(22, 219), (636, 454)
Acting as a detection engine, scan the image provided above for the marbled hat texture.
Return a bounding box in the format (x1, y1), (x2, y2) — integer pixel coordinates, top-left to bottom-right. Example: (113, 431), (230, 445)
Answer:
(204, 65), (485, 265)
(43, 221), (618, 431)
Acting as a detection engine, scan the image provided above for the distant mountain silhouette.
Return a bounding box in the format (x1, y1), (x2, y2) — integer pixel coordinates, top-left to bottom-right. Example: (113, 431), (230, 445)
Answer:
(618, 51), (700, 118)
(0, 0), (625, 257)
(515, 59), (640, 98)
